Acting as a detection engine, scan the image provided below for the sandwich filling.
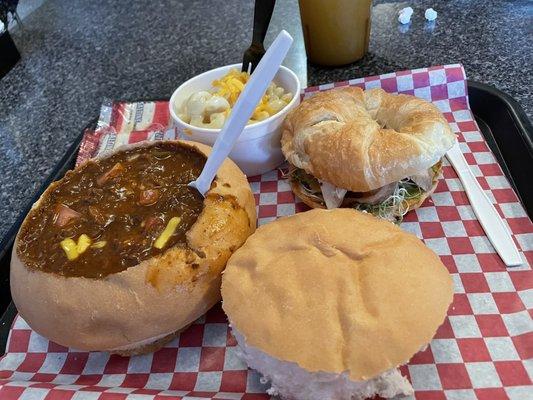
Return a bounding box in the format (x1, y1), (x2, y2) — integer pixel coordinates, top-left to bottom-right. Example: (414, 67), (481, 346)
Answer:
(287, 161), (441, 222)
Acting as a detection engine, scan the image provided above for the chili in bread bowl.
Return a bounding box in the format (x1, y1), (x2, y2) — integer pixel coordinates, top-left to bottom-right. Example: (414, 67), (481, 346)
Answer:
(282, 87), (456, 221)
(11, 140), (256, 355)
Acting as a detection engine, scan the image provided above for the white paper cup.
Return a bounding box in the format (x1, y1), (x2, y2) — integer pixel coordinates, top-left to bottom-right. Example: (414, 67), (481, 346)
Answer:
(169, 63), (301, 177)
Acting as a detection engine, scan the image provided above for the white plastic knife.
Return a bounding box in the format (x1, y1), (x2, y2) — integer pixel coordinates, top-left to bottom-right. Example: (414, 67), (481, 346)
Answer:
(446, 140), (522, 266)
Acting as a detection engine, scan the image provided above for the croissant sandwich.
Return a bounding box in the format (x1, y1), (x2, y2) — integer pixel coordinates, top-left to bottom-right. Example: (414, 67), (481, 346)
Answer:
(281, 87), (456, 221)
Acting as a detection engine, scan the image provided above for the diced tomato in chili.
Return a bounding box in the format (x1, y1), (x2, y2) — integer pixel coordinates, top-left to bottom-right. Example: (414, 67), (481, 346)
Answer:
(53, 204), (81, 227)
(96, 162), (125, 186)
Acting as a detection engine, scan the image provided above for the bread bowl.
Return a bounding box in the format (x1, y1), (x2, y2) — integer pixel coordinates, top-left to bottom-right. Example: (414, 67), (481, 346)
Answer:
(11, 140), (256, 354)
(222, 209), (453, 400)
(282, 87), (456, 220)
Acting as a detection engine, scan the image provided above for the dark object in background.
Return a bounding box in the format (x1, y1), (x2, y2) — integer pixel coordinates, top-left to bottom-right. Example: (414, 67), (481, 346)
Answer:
(241, 0), (276, 73)
(468, 81), (533, 217)
(0, 0), (21, 30)
(1, 0), (20, 17)
(0, 30), (20, 78)
(0, 0), (21, 78)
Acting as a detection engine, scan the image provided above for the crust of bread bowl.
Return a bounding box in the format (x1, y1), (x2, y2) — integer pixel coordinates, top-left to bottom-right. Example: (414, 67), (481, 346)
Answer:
(281, 87), (456, 192)
(289, 161), (442, 211)
(10, 140), (256, 354)
(222, 209), (453, 381)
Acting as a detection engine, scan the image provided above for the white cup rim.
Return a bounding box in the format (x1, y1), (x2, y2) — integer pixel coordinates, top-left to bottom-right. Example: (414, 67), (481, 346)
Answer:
(169, 63), (301, 135)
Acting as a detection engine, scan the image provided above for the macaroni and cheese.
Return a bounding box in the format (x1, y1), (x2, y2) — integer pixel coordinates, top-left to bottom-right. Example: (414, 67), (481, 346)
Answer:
(177, 69), (293, 129)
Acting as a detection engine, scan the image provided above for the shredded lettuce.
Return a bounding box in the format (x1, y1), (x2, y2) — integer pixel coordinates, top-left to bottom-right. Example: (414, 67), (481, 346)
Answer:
(286, 168), (325, 205)
(285, 168), (425, 224)
(354, 180), (423, 224)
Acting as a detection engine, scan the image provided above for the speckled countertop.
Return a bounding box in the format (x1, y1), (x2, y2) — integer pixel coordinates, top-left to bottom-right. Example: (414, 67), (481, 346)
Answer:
(0, 0), (532, 238)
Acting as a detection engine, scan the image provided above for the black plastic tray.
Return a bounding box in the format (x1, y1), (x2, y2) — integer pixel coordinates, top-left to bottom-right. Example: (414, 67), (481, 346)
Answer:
(0, 82), (531, 354)
(467, 81), (533, 216)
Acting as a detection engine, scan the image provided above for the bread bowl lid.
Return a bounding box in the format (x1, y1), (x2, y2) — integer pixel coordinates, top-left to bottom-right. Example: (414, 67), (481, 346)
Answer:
(221, 208), (453, 381)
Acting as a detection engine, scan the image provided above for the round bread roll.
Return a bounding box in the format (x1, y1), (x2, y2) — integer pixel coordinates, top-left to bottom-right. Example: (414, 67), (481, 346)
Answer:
(281, 87), (456, 193)
(11, 140), (256, 354)
(222, 209), (453, 400)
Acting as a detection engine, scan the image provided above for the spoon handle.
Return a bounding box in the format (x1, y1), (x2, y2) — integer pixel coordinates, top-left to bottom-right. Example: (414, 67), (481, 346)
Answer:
(190, 30), (293, 196)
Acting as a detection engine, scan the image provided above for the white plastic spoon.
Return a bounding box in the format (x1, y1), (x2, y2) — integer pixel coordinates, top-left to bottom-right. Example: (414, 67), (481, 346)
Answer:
(189, 30), (293, 196)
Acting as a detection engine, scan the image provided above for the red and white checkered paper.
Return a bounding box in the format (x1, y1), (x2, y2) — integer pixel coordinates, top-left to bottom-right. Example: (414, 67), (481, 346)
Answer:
(1, 64), (532, 400)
